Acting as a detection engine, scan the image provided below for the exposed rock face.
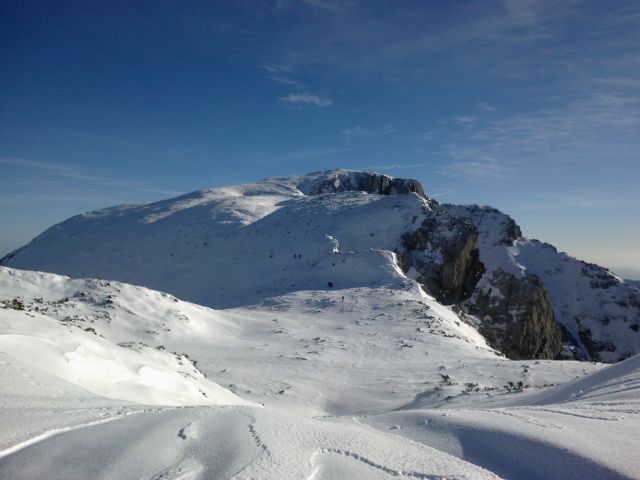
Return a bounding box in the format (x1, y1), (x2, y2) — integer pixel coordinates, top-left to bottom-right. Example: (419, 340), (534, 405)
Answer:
(306, 171), (426, 199)
(466, 271), (564, 359)
(574, 317), (618, 362)
(398, 212), (485, 305)
(445, 204), (640, 362)
(397, 207), (564, 360)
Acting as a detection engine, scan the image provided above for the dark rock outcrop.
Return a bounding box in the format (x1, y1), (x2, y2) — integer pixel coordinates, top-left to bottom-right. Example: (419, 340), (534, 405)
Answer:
(398, 212), (485, 305)
(466, 270), (564, 359)
(396, 206), (564, 360)
(306, 172), (426, 199)
(574, 316), (618, 361)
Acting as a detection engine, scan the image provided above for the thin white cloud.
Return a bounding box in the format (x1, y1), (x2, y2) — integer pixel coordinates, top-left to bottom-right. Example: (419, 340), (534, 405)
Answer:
(429, 189), (456, 199)
(441, 156), (514, 182)
(0, 192), (149, 206)
(260, 0), (640, 96)
(340, 123), (398, 139)
(513, 191), (639, 211)
(369, 162), (431, 170)
(276, 147), (349, 161)
(440, 79), (640, 185)
(476, 102), (497, 112)
(262, 64), (300, 85)
(500, 0), (545, 26)
(274, 0), (350, 12)
(279, 92), (333, 107)
(465, 92), (640, 163)
(455, 116), (475, 124)
(0, 157), (181, 196)
(340, 125), (368, 137)
(0, 157), (106, 182)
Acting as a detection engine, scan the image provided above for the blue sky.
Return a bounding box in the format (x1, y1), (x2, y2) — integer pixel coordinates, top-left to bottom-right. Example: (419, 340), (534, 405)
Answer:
(1, 0), (639, 270)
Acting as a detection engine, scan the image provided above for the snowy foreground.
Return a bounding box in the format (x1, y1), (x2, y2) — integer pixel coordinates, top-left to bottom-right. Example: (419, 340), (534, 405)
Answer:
(1, 266), (639, 479)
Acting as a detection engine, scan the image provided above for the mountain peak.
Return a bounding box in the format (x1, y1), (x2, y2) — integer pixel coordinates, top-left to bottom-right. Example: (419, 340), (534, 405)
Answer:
(292, 169), (426, 199)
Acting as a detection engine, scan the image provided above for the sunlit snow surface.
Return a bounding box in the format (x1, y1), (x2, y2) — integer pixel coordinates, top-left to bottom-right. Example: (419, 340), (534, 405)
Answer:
(0, 171), (639, 479)
(1, 266), (639, 479)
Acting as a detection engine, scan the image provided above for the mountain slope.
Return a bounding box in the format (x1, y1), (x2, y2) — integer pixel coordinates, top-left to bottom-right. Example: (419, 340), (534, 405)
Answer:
(0, 267), (253, 407)
(2, 170), (639, 362)
(2, 265), (639, 479)
(1, 173), (430, 309)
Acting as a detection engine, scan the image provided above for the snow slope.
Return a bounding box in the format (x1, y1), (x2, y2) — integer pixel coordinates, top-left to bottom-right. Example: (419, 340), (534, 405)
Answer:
(0, 171), (434, 309)
(2, 265), (639, 479)
(0, 267), (253, 407)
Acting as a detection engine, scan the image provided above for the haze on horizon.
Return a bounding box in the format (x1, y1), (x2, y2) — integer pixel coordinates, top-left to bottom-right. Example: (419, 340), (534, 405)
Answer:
(1, 1), (639, 272)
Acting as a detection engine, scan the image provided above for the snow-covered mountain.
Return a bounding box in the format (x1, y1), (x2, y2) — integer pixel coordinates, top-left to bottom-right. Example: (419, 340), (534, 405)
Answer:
(1, 169), (640, 478)
(3, 169), (639, 362)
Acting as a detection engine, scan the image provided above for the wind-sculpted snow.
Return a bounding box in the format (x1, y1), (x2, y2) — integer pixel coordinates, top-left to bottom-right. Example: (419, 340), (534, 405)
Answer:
(0, 267), (255, 407)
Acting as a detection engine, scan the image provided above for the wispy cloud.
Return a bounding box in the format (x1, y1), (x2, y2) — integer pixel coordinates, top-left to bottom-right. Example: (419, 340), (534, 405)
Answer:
(476, 102), (497, 112)
(257, 0), (640, 109)
(275, 147), (349, 161)
(463, 92), (640, 164)
(439, 74), (640, 183)
(429, 189), (457, 199)
(513, 190), (639, 211)
(0, 157), (109, 183)
(0, 157), (182, 196)
(441, 156), (514, 182)
(279, 91), (333, 107)
(455, 116), (475, 124)
(262, 63), (300, 85)
(368, 162), (431, 170)
(273, 0), (351, 13)
(340, 124), (398, 139)
(0, 192), (151, 206)
(262, 1), (584, 81)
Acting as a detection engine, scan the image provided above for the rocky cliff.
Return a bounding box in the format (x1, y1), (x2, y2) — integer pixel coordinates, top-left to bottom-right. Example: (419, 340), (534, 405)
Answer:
(444, 204), (640, 362)
(398, 211), (484, 305)
(466, 270), (563, 359)
(299, 170), (426, 198)
(393, 206), (563, 360)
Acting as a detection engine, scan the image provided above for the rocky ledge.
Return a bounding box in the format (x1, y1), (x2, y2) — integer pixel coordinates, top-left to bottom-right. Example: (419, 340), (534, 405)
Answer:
(300, 171), (426, 198)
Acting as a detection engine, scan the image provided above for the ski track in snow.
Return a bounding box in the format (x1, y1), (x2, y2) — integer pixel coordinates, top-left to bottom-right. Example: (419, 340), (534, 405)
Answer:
(312, 448), (459, 479)
(0, 411), (141, 460)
